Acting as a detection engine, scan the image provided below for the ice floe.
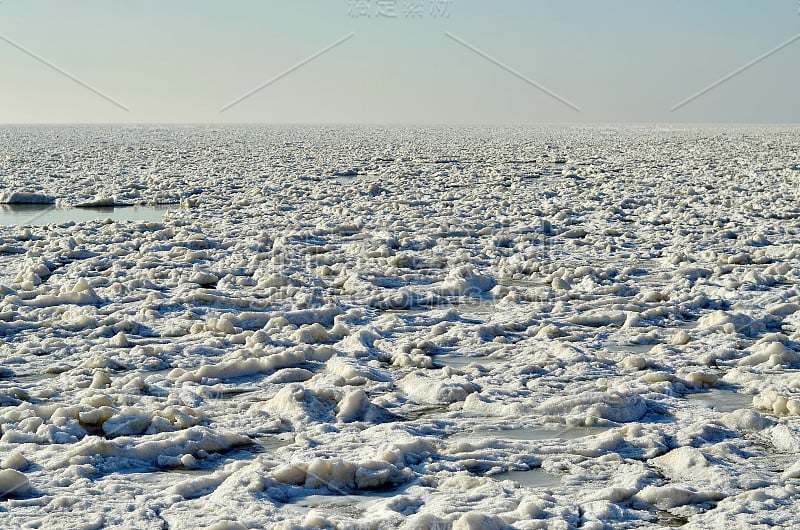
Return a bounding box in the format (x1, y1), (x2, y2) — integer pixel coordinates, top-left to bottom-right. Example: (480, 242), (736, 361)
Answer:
(1, 125), (800, 528)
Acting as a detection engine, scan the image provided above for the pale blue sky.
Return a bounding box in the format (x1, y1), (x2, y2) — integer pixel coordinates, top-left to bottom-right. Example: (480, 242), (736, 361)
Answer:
(0, 0), (798, 123)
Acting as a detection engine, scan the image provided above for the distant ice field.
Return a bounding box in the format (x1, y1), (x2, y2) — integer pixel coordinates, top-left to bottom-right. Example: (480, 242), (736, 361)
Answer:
(0, 125), (799, 529)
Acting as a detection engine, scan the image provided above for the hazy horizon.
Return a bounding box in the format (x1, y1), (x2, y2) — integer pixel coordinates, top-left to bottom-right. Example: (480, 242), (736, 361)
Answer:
(2, 0), (799, 124)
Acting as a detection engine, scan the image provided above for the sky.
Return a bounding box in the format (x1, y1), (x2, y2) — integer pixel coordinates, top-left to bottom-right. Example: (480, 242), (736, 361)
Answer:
(0, 0), (798, 124)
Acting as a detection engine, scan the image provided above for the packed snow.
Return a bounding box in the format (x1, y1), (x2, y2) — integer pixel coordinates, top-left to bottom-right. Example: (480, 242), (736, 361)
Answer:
(1, 125), (799, 529)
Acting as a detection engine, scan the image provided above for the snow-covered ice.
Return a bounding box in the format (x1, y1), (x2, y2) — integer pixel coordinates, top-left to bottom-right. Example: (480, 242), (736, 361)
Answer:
(1, 125), (800, 528)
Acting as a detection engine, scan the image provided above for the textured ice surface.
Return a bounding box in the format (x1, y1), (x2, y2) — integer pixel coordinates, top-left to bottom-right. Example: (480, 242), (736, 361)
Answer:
(1, 125), (800, 528)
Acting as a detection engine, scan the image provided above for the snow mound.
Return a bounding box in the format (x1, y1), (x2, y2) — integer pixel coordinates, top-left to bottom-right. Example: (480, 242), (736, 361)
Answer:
(537, 390), (647, 423)
(0, 469), (31, 497)
(0, 191), (55, 204)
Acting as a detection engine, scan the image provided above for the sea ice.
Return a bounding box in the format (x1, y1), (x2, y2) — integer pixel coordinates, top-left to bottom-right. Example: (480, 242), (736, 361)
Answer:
(1, 125), (800, 528)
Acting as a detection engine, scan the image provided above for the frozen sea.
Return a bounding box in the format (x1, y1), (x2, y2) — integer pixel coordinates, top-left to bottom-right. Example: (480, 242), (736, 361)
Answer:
(1, 125), (800, 529)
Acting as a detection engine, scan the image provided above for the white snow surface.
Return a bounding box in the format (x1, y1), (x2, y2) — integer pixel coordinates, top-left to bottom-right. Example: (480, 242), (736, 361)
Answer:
(1, 125), (800, 528)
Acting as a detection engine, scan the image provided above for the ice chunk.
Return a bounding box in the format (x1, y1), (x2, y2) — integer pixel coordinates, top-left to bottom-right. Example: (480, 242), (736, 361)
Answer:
(75, 196), (117, 208)
(180, 349), (307, 382)
(652, 447), (710, 476)
(399, 371), (474, 404)
(738, 341), (800, 368)
(753, 391), (800, 416)
(292, 322), (332, 344)
(782, 460), (800, 480)
(697, 311), (764, 337)
(0, 469), (30, 497)
(569, 310), (627, 327)
(336, 389), (370, 422)
(255, 383), (339, 426)
(1, 451), (29, 471)
(272, 457), (401, 491)
(453, 512), (509, 530)
(0, 191), (55, 204)
(433, 265), (497, 296)
(102, 408), (152, 437)
(719, 409), (773, 432)
(537, 390), (647, 423)
(635, 484), (724, 509)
